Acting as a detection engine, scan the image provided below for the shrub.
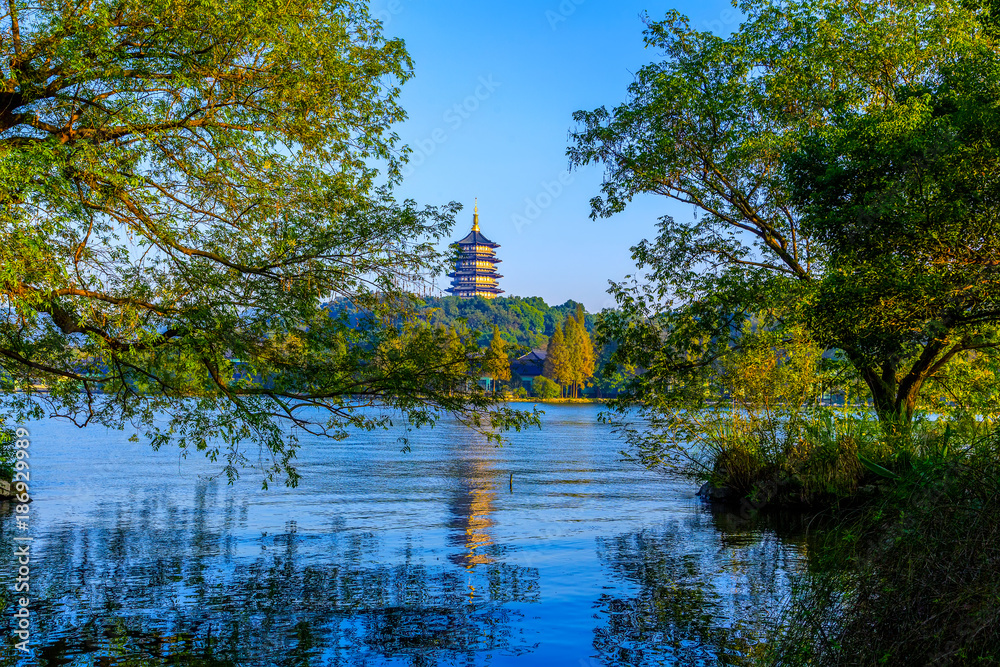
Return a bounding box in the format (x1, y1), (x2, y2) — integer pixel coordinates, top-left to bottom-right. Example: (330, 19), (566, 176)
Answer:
(766, 432), (1000, 665)
(532, 376), (562, 399)
(0, 427), (14, 482)
(609, 325), (919, 505)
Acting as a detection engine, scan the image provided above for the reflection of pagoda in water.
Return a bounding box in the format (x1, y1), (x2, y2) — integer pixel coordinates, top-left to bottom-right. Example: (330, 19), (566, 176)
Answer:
(446, 202), (503, 299)
(448, 453), (497, 569)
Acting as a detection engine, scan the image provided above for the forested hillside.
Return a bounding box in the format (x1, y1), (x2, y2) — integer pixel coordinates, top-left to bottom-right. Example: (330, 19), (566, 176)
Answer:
(417, 296), (595, 350)
(325, 295), (595, 352)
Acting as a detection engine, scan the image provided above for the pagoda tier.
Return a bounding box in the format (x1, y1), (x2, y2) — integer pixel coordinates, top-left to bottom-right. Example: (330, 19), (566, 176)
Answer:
(446, 203), (504, 299)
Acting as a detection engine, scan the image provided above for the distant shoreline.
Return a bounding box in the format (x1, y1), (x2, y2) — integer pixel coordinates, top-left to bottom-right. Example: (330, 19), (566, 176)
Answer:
(505, 398), (607, 404)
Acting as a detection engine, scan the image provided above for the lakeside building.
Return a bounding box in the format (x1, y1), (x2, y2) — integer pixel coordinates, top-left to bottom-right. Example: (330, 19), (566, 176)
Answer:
(446, 202), (503, 299)
(511, 349), (547, 391)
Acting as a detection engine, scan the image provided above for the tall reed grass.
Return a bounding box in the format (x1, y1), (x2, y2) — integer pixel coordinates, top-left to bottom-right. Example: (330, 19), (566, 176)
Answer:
(762, 428), (1000, 665)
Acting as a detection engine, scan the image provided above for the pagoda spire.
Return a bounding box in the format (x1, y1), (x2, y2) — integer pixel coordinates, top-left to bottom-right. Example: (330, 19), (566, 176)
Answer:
(472, 199), (480, 232)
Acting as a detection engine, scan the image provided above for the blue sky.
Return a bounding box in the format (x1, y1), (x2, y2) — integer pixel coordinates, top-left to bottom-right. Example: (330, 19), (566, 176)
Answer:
(379, 0), (742, 311)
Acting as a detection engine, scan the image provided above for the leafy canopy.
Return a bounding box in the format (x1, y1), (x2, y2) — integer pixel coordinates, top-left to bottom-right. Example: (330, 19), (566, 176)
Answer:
(0, 0), (536, 485)
(571, 0), (1000, 428)
(788, 50), (1000, 418)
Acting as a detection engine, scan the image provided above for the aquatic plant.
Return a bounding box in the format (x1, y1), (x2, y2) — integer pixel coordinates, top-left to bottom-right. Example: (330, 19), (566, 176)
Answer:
(765, 431), (1000, 665)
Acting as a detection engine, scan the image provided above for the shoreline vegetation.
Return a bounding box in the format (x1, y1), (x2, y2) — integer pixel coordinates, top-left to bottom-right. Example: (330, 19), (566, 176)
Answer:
(672, 402), (1000, 663)
(506, 397), (606, 404)
(566, 0), (1000, 659)
(2, 0), (999, 663)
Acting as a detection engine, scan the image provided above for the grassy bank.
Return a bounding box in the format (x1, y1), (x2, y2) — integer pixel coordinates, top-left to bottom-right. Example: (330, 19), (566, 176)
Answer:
(762, 441), (1000, 665)
(669, 409), (1000, 664)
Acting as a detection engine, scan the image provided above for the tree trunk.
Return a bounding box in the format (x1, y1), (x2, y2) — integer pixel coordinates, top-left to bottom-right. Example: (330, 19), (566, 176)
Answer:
(855, 340), (951, 432)
(860, 362), (901, 425)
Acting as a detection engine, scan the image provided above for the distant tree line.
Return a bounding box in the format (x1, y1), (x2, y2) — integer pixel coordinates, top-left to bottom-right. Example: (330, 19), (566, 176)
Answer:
(325, 296), (629, 399)
(417, 296), (595, 351)
(423, 298), (625, 398)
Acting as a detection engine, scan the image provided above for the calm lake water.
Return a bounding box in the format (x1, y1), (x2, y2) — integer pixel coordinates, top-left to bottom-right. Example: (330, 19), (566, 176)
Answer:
(1, 404), (812, 666)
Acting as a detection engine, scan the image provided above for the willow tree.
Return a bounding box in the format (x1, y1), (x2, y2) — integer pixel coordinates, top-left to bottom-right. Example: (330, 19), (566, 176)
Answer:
(0, 0), (535, 485)
(570, 0), (1000, 431)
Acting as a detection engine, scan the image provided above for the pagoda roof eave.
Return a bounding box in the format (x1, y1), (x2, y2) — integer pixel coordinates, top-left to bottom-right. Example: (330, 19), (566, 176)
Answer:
(459, 255), (502, 262)
(446, 286), (505, 293)
(456, 230), (499, 246)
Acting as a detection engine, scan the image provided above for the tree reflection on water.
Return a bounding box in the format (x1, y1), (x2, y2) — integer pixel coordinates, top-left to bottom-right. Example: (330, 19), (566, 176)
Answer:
(0, 483), (540, 667)
(591, 508), (811, 666)
(0, 448), (815, 666)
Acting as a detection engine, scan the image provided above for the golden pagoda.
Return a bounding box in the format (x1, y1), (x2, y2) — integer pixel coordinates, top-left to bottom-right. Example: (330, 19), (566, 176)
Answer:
(446, 201), (503, 299)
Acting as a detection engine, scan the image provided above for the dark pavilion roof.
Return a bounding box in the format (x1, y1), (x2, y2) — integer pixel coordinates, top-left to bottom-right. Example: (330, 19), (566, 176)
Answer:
(511, 349), (547, 378)
(455, 228), (499, 247)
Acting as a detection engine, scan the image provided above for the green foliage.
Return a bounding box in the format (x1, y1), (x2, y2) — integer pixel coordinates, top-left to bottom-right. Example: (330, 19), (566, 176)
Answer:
(0, 425), (13, 482)
(614, 325), (880, 501)
(768, 433), (1000, 665)
(0, 1), (537, 486)
(417, 295), (593, 351)
(571, 0), (1000, 433)
(787, 47), (1000, 422)
(857, 454), (900, 481)
(531, 375), (561, 400)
